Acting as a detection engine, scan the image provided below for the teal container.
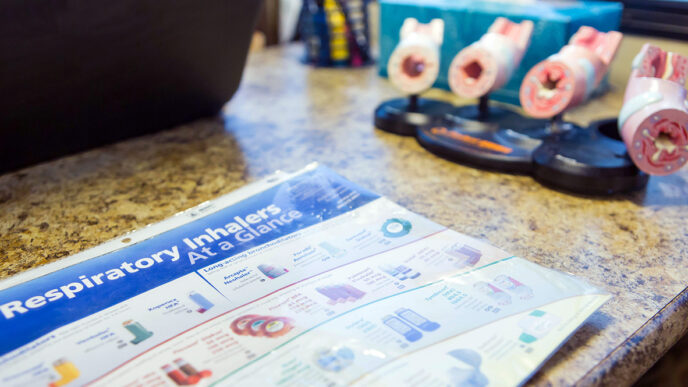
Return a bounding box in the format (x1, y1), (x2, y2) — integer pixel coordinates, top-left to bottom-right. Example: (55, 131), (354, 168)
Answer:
(378, 0), (623, 105)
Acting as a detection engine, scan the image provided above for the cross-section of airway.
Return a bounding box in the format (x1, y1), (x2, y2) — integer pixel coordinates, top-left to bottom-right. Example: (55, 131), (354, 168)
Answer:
(519, 27), (622, 119)
(448, 18), (533, 99)
(618, 43), (688, 176)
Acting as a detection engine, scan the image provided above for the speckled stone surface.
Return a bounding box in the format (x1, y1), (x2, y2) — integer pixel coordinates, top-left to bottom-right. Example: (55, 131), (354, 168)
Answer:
(1, 40), (688, 386)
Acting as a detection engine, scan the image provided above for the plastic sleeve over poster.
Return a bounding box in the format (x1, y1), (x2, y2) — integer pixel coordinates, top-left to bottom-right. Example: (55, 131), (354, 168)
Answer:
(0, 163), (609, 387)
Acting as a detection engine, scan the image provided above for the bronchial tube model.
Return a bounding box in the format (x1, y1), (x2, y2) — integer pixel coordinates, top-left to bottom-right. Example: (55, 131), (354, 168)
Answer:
(520, 27), (622, 118)
(618, 44), (688, 175)
(449, 18), (533, 99)
(387, 18), (444, 95)
(375, 18), (454, 136)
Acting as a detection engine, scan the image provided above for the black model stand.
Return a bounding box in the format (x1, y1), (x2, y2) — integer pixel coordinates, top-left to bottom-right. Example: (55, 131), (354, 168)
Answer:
(374, 95), (454, 136)
(451, 95), (546, 131)
(412, 96), (649, 195)
(417, 95), (553, 173)
(532, 118), (649, 195)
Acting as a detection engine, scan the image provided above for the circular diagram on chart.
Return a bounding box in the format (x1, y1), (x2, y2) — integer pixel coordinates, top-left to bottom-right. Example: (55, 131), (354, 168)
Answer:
(381, 218), (412, 238)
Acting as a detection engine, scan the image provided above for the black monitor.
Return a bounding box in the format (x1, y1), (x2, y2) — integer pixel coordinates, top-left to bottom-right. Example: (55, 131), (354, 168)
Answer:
(0, 0), (262, 172)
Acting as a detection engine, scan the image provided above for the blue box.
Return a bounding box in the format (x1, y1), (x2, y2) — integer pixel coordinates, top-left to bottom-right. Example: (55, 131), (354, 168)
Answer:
(378, 0), (623, 105)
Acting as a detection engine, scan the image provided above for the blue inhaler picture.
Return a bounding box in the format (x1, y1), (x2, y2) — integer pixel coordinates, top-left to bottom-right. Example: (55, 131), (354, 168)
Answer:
(382, 315), (423, 342)
(395, 308), (440, 332)
(444, 243), (482, 268)
(314, 346), (355, 372)
(379, 264), (420, 281)
(189, 291), (214, 313)
(318, 242), (346, 257)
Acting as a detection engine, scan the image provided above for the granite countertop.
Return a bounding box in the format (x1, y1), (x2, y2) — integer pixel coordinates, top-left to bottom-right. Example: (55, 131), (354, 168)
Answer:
(2, 38), (688, 385)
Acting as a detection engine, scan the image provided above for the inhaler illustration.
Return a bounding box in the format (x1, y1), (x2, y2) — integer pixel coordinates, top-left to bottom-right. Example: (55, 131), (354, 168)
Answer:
(618, 43), (688, 175)
(162, 358), (212, 386)
(123, 320), (154, 345)
(257, 264), (289, 279)
(314, 346), (355, 372)
(163, 364), (190, 385)
(446, 349), (489, 387)
(316, 284), (366, 304)
(379, 264), (420, 281)
(175, 358), (212, 379)
(473, 281), (511, 306)
(517, 310), (561, 343)
(319, 242), (346, 258)
(382, 314), (423, 342)
(449, 17), (533, 99)
(395, 308), (440, 332)
(493, 275), (534, 300)
(48, 358), (80, 387)
(520, 26), (622, 118)
(444, 243), (482, 267)
(188, 291), (214, 313)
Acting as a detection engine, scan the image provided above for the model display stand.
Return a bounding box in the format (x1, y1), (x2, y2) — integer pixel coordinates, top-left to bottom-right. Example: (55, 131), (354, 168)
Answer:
(375, 18), (454, 136)
(418, 25), (651, 195)
(376, 22), (685, 195)
(532, 119), (649, 195)
(419, 25), (648, 195)
(417, 18), (550, 173)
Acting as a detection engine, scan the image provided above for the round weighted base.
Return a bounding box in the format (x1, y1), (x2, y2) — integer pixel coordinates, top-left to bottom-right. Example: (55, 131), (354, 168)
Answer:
(374, 97), (454, 136)
(532, 125), (649, 195)
(417, 119), (536, 174)
(417, 104), (567, 174)
(592, 117), (623, 141)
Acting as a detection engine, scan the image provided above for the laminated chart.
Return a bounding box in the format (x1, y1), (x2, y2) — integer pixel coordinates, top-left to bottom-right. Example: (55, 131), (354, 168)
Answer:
(0, 164), (608, 387)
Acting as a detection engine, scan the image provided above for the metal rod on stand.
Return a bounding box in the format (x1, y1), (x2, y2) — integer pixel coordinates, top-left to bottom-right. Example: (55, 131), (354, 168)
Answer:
(409, 94), (419, 111)
(478, 94), (490, 119)
(547, 113), (564, 133)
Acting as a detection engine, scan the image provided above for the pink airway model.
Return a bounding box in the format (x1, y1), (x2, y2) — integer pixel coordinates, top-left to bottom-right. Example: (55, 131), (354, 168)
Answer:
(618, 44), (688, 176)
(448, 18), (533, 99)
(519, 27), (622, 118)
